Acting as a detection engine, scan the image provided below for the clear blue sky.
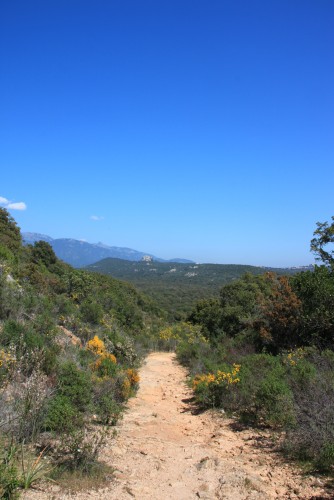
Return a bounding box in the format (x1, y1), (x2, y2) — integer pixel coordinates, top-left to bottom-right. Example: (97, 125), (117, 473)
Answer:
(1, 0), (333, 266)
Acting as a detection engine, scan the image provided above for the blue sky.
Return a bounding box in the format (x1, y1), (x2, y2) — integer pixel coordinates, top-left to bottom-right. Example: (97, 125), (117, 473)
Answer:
(1, 0), (333, 266)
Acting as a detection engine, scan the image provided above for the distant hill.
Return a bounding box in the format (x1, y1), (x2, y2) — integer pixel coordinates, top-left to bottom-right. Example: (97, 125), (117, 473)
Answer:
(85, 258), (305, 318)
(22, 232), (194, 267)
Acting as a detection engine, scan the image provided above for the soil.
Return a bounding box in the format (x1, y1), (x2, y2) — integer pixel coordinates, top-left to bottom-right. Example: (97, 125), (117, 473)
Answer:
(23, 352), (332, 499)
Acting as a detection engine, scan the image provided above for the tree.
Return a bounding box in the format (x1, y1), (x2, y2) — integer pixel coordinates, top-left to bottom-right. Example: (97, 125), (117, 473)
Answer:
(292, 266), (334, 349)
(253, 274), (302, 353)
(310, 216), (334, 268)
(0, 208), (22, 254)
(31, 241), (57, 268)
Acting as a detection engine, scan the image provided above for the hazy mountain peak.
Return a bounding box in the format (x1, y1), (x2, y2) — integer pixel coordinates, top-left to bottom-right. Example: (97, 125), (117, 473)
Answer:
(22, 232), (194, 267)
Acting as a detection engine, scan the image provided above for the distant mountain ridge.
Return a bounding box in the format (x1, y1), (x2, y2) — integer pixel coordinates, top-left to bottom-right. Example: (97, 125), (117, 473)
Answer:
(22, 232), (194, 267)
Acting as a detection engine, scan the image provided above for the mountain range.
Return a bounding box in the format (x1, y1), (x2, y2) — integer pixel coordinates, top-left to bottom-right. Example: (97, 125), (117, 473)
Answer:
(22, 232), (194, 268)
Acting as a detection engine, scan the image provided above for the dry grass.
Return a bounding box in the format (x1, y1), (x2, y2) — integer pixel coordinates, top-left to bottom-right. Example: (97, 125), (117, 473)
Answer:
(49, 462), (114, 493)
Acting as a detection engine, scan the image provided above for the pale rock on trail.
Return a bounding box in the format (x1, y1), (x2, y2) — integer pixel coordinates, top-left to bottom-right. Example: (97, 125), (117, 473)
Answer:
(23, 352), (330, 499)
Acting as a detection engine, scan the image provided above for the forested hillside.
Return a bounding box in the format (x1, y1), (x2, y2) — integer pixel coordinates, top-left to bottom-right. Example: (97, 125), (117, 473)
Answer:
(0, 208), (165, 497)
(86, 258), (304, 319)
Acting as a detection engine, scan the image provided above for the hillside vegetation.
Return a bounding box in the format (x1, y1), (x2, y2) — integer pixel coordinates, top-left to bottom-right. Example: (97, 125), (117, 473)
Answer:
(158, 217), (334, 474)
(86, 258), (303, 319)
(1, 208), (333, 497)
(0, 208), (165, 497)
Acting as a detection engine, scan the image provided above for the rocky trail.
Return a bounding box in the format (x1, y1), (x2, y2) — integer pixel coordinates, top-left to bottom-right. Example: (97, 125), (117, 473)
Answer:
(23, 352), (331, 499)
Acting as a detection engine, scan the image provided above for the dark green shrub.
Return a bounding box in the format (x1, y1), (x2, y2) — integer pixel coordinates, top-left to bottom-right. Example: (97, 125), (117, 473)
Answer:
(0, 208), (22, 254)
(255, 373), (295, 427)
(58, 362), (92, 412)
(31, 241), (57, 268)
(44, 395), (83, 433)
(316, 443), (334, 471)
(41, 344), (60, 375)
(80, 300), (103, 325)
(96, 396), (122, 425)
(96, 357), (118, 378)
(292, 266), (334, 350)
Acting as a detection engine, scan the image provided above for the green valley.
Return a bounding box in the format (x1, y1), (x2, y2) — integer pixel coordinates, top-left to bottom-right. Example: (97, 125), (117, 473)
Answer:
(85, 258), (305, 319)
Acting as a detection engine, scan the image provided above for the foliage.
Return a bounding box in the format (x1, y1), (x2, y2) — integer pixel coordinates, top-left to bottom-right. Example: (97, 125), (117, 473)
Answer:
(291, 265), (334, 349)
(0, 210), (167, 494)
(44, 395), (83, 433)
(86, 258), (299, 320)
(58, 361), (92, 412)
(57, 427), (109, 474)
(252, 274), (302, 353)
(311, 215), (334, 268)
(283, 349), (334, 471)
(0, 208), (22, 256)
(19, 446), (52, 490)
(192, 364), (240, 407)
(95, 396), (122, 425)
(0, 440), (20, 499)
(30, 241), (57, 269)
(80, 300), (103, 325)
(159, 322), (207, 354)
(180, 220), (334, 471)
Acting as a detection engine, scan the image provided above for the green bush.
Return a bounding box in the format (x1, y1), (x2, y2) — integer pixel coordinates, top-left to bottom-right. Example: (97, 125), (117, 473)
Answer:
(255, 373), (295, 427)
(0, 440), (20, 499)
(58, 362), (92, 412)
(95, 357), (118, 378)
(283, 350), (334, 471)
(316, 443), (334, 471)
(95, 396), (122, 425)
(1, 320), (44, 354)
(44, 395), (83, 433)
(80, 300), (103, 325)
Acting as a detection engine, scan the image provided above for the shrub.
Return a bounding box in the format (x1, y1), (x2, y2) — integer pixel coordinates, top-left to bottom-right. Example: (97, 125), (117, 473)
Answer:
(283, 350), (334, 470)
(95, 396), (122, 425)
(255, 373), (295, 427)
(0, 370), (52, 442)
(192, 364), (241, 409)
(80, 300), (103, 325)
(57, 427), (108, 474)
(94, 355), (117, 378)
(58, 362), (92, 412)
(0, 439), (20, 499)
(44, 395), (83, 433)
(1, 320), (45, 363)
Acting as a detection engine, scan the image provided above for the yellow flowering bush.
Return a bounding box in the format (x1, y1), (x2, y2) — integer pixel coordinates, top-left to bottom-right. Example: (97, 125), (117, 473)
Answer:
(192, 364), (241, 407)
(86, 335), (106, 356)
(86, 335), (118, 378)
(126, 368), (140, 387)
(121, 377), (131, 399)
(93, 356), (117, 378)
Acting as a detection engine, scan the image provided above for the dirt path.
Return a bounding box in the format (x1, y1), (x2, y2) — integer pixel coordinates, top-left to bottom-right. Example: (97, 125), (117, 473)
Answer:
(23, 352), (330, 499)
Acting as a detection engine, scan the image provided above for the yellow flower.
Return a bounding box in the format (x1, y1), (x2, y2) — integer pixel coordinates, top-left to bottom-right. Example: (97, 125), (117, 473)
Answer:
(86, 335), (106, 356)
(126, 368), (140, 386)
